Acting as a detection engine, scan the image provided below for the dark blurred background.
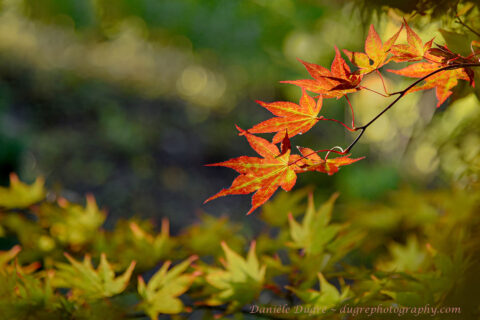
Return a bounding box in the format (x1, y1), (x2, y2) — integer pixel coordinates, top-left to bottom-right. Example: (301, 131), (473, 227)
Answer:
(1, 0), (479, 231)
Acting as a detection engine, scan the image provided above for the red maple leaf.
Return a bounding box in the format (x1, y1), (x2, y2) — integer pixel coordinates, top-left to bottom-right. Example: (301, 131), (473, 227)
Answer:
(249, 89), (322, 143)
(204, 128), (301, 215)
(390, 21), (434, 63)
(388, 62), (471, 107)
(295, 147), (364, 175)
(344, 24), (403, 74)
(282, 47), (362, 98)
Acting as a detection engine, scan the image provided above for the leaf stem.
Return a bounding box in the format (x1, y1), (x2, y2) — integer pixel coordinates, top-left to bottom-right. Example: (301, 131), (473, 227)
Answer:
(319, 117), (355, 132)
(376, 69), (390, 95)
(345, 95), (356, 129)
(455, 15), (480, 38)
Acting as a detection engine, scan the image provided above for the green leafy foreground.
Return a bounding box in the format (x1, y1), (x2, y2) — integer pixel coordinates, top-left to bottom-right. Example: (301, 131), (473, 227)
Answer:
(0, 173), (479, 319)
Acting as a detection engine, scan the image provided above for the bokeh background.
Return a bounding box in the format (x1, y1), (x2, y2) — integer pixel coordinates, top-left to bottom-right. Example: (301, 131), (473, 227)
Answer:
(1, 0), (479, 231)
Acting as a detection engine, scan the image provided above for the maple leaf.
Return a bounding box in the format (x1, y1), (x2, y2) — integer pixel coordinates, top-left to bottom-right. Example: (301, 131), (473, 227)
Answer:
(0, 173), (46, 209)
(286, 273), (350, 309)
(282, 47), (362, 98)
(288, 193), (340, 255)
(388, 62), (471, 107)
(53, 253), (136, 300)
(249, 89), (322, 143)
(390, 21), (434, 62)
(204, 128), (301, 215)
(137, 256), (199, 318)
(295, 147), (364, 175)
(344, 24), (403, 73)
(202, 241), (265, 312)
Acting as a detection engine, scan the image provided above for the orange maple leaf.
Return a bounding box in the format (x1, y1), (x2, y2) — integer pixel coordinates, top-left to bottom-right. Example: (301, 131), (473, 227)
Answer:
(204, 128), (301, 215)
(388, 62), (471, 107)
(295, 147), (364, 175)
(249, 89), (322, 144)
(343, 24), (403, 74)
(282, 47), (362, 98)
(390, 21), (434, 63)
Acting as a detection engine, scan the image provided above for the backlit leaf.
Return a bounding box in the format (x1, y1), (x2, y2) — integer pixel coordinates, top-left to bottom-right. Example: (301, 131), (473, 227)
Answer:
(388, 62), (471, 107)
(282, 47), (362, 98)
(344, 24), (403, 73)
(249, 89), (322, 143)
(390, 21), (433, 62)
(296, 147), (364, 175)
(204, 128), (301, 215)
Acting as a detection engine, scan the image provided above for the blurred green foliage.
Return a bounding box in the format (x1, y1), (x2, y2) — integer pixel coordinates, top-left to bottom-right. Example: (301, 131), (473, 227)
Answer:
(0, 175), (479, 319)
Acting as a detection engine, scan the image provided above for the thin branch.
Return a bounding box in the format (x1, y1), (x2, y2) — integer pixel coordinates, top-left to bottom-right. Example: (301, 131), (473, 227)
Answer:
(455, 15), (480, 37)
(288, 148), (347, 167)
(347, 63), (480, 153)
(325, 146), (346, 160)
(287, 62), (480, 165)
(345, 128), (365, 153)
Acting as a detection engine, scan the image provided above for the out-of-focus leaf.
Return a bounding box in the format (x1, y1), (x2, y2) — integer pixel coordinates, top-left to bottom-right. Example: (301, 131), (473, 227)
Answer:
(179, 213), (245, 257)
(376, 235), (427, 273)
(0, 174), (46, 209)
(53, 253), (135, 300)
(36, 195), (105, 248)
(1, 214), (56, 262)
(202, 242), (266, 313)
(261, 187), (309, 227)
(137, 256), (198, 318)
(96, 218), (173, 271)
(288, 193), (340, 255)
(0, 245), (21, 269)
(287, 273), (350, 309)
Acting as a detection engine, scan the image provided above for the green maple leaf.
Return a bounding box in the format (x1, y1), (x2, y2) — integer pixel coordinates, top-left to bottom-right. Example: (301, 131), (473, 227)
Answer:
(137, 256), (198, 318)
(37, 194), (105, 247)
(0, 174), (46, 209)
(202, 241), (266, 312)
(53, 253), (135, 300)
(288, 193), (342, 255)
(287, 273), (350, 309)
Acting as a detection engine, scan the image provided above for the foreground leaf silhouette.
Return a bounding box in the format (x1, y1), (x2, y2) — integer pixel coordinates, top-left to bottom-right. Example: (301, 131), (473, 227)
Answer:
(204, 127), (300, 215)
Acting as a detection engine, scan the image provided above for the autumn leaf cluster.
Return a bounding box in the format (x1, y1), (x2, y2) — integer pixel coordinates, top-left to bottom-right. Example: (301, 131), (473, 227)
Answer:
(206, 20), (480, 214)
